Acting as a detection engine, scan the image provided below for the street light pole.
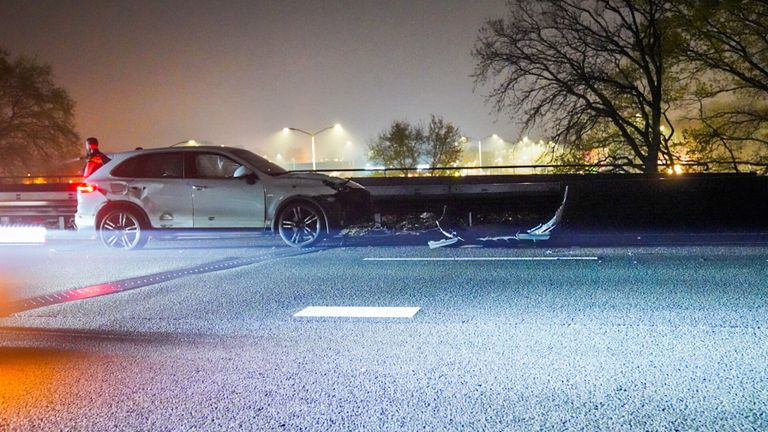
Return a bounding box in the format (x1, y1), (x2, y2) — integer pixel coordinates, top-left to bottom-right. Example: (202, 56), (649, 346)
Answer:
(283, 124), (341, 171)
(462, 134), (500, 172)
(311, 134), (316, 171)
(478, 140), (483, 167)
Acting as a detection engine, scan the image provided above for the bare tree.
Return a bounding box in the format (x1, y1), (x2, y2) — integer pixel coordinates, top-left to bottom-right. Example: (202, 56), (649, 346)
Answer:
(0, 49), (79, 176)
(676, 0), (768, 169)
(422, 115), (463, 175)
(679, 0), (768, 95)
(473, 0), (681, 174)
(368, 120), (423, 174)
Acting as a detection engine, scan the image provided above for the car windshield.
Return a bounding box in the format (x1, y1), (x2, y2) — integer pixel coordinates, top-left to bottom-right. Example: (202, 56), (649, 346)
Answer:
(231, 149), (288, 176)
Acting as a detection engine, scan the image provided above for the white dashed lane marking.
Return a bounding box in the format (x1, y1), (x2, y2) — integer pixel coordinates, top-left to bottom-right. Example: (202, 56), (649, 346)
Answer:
(294, 306), (421, 318)
(363, 257), (599, 261)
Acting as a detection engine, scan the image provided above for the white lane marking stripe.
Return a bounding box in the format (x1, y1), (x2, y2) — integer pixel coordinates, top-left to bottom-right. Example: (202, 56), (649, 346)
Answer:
(363, 257), (599, 261)
(294, 306), (421, 318)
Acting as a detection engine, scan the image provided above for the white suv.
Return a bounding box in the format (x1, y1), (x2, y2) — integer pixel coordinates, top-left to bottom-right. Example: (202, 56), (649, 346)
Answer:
(75, 146), (371, 249)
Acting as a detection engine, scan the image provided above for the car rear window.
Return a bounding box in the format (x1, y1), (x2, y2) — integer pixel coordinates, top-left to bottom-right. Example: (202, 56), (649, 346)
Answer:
(111, 153), (184, 178)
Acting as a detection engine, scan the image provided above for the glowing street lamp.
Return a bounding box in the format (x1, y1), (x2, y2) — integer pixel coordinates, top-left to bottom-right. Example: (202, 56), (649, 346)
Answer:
(282, 124), (342, 171)
(461, 134), (500, 168)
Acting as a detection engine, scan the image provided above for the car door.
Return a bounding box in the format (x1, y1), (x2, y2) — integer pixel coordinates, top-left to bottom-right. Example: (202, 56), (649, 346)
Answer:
(111, 151), (193, 228)
(186, 152), (266, 228)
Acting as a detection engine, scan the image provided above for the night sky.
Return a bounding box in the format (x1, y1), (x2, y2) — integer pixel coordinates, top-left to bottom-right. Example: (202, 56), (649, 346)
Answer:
(0, 0), (516, 165)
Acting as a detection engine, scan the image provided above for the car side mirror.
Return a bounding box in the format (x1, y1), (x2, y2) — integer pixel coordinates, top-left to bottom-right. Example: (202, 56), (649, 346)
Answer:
(234, 167), (256, 184)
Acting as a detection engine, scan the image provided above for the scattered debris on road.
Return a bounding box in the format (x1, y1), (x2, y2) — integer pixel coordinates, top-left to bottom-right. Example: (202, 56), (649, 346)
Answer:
(430, 186), (569, 248)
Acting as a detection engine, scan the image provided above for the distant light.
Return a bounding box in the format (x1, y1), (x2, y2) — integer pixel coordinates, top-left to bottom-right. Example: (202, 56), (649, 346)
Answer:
(282, 127), (290, 133)
(0, 226), (46, 244)
(492, 134), (499, 139)
(333, 123), (342, 130)
(666, 164), (684, 175)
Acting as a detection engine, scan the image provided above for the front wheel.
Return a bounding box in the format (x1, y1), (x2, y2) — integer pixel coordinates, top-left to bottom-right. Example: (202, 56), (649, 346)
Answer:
(277, 202), (324, 248)
(98, 208), (148, 250)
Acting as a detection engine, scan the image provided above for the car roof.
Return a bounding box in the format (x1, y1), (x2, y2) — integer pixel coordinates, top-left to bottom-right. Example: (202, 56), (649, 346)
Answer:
(109, 145), (242, 157)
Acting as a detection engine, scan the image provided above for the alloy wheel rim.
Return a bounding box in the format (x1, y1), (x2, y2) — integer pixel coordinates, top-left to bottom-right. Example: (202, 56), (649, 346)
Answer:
(280, 205), (320, 246)
(101, 211), (141, 249)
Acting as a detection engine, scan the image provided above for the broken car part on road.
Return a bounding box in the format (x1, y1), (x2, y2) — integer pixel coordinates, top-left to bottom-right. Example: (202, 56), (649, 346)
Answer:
(428, 186), (569, 249)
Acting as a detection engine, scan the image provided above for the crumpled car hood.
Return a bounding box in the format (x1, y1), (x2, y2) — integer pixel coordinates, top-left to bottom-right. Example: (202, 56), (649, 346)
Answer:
(276, 172), (346, 184)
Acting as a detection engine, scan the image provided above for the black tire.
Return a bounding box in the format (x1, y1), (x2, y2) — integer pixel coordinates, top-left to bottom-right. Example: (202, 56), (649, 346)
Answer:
(277, 201), (324, 248)
(98, 207), (148, 250)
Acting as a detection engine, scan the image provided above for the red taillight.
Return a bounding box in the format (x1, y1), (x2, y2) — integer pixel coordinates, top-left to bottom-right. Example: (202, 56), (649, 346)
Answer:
(76, 183), (96, 193)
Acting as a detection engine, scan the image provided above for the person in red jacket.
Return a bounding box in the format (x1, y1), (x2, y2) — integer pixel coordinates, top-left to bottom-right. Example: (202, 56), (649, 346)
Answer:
(82, 137), (111, 178)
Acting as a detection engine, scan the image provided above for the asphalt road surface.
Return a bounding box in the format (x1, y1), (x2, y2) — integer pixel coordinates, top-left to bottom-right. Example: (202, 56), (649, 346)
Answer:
(1, 235), (767, 431)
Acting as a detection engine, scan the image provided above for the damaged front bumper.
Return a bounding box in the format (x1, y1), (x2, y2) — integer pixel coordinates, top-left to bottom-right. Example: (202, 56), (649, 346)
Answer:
(321, 186), (373, 229)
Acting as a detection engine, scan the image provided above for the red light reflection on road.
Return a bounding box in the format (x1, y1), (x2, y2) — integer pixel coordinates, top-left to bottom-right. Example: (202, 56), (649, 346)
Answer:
(0, 273), (18, 317)
(67, 284), (119, 300)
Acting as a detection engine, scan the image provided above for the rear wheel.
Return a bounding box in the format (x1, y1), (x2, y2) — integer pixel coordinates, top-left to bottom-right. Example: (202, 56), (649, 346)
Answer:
(98, 208), (148, 250)
(277, 202), (323, 248)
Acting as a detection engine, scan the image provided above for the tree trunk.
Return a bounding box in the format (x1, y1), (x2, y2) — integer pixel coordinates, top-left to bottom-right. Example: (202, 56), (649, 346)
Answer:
(644, 146), (659, 174)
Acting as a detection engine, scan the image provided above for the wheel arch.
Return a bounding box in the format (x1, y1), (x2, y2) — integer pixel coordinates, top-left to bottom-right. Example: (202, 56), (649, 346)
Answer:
(271, 196), (332, 234)
(95, 201), (151, 229)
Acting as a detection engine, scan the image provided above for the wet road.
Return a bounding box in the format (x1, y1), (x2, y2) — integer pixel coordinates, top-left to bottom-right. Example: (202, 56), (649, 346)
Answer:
(1, 236), (767, 430)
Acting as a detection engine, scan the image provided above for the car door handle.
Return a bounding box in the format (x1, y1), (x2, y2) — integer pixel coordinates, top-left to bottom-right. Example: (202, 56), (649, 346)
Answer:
(191, 185), (209, 190)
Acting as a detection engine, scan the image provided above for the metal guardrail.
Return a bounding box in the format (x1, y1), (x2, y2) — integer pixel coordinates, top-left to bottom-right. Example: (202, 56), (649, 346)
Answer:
(0, 184), (77, 229)
(292, 161), (768, 177)
(293, 163), (648, 176)
(0, 176), (82, 185)
(1, 160), (765, 183)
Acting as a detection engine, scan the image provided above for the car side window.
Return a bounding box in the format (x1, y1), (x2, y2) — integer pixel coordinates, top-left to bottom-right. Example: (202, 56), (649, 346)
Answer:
(111, 153), (184, 178)
(192, 153), (244, 179)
